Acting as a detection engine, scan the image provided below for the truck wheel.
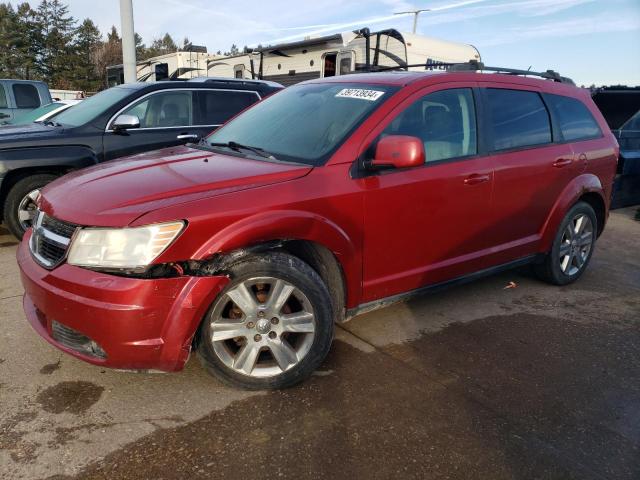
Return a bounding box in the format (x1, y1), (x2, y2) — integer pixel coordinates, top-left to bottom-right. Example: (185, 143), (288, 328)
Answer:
(196, 252), (334, 390)
(3, 174), (59, 240)
(534, 201), (597, 285)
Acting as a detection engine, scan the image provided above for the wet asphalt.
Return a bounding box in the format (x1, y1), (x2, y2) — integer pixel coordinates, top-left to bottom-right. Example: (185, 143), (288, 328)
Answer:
(1, 208), (639, 480)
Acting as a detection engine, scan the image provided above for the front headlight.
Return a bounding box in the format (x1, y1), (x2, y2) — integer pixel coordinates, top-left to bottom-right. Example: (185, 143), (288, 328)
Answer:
(67, 221), (185, 269)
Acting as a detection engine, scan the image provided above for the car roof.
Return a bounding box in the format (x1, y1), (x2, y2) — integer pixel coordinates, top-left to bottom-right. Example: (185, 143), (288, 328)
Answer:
(115, 78), (283, 95)
(302, 70), (582, 94)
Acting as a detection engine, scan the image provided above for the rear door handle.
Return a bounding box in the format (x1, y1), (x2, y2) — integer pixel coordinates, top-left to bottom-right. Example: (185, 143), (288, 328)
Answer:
(553, 158), (573, 168)
(177, 134), (199, 141)
(463, 173), (491, 186)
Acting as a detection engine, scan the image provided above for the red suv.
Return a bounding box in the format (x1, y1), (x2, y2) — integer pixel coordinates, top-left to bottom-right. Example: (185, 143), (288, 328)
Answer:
(18, 67), (618, 389)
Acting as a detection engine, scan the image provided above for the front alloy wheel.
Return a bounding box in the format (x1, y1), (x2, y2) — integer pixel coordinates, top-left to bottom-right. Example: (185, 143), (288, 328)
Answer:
(210, 277), (316, 377)
(197, 252), (334, 389)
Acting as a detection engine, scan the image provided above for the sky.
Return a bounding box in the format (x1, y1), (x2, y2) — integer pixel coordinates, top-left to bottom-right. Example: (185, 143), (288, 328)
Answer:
(11, 0), (640, 86)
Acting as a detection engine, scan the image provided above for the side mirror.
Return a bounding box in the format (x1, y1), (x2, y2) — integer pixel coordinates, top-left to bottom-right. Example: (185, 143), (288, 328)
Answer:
(112, 114), (140, 131)
(370, 135), (425, 170)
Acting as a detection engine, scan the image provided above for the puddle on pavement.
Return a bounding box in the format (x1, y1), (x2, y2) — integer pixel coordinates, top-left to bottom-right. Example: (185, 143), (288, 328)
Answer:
(36, 381), (104, 414)
(43, 312), (640, 480)
(40, 361), (62, 375)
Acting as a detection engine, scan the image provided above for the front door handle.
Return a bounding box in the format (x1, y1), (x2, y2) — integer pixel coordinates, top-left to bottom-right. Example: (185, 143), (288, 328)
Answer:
(177, 134), (199, 141)
(553, 157), (573, 168)
(463, 173), (491, 186)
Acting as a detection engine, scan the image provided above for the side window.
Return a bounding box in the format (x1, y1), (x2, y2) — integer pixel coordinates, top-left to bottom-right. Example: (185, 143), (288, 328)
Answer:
(621, 110), (640, 132)
(546, 94), (602, 141)
(195, 90), (259, 125)
(0, 85), (7, 108)
(339, 52), (353, 75)
(13, 84), (41, 109)
(323, 53), (337, 77)
(121, 91), (192, 128)
(233, 65), (245, 79)
(486, 88), (551, 151)
(381, 88), (477, 163)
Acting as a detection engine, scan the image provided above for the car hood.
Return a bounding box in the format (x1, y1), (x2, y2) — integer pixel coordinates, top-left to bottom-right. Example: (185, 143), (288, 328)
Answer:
(40, 145), (312, 227)
(0, 121), (63, 143)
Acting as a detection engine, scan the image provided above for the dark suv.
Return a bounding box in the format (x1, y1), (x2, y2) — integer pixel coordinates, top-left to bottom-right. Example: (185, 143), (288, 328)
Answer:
(0, 78), (282, 238)
(18, 65), (618, 389)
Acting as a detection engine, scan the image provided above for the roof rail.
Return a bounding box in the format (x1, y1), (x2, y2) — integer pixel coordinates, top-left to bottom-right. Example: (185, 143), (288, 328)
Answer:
(369, 60), (575, 85)
(447, 60), (575, 85)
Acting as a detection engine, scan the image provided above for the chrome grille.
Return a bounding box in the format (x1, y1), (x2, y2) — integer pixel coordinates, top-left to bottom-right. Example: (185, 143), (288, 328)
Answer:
(52, 321), (107, 359)
(29, 210), (78, 269)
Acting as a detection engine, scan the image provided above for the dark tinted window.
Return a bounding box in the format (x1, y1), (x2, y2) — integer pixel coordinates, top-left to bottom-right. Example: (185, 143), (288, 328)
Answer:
(0, 85), (7, 108)
(382, 88), (477, 163)
(622, 110), (640, 132)
(196, 90), (258, 125)
(487, 89), (551, 151)
(12, 84), (40, 109)
(546, 94), (602, 141)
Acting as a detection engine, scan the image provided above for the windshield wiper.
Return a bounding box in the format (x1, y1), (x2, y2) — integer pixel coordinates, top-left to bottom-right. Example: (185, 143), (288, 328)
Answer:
(43, 120), (62, 127)
(208, 141), (276, 160)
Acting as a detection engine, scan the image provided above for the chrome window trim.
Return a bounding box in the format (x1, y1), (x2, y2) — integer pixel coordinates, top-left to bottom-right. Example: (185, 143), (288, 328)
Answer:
(105, 88), (261, 133)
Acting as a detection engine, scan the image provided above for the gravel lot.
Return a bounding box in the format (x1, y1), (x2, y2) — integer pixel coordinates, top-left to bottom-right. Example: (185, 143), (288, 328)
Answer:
(1, 208), (639, 480)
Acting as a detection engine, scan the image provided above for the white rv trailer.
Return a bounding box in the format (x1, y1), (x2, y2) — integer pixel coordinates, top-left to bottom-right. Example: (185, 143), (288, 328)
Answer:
(107, 50), (212, 87)
(207, 28), (481, 86)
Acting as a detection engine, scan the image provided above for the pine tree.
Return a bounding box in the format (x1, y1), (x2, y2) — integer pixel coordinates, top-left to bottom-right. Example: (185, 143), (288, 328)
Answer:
(72, 18), (101, 91)
(35, 0), (77, 87)
(147, 33), (177, 57)
(0, 3), (19, 77)
(135, 32), (146, 59)
(14, 2), (42, 79)
(93, 25), (122, 88)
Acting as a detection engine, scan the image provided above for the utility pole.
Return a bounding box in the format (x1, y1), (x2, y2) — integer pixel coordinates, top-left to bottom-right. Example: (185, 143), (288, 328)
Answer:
(394, 9), (431, 34)
(120, 0), (137, 83)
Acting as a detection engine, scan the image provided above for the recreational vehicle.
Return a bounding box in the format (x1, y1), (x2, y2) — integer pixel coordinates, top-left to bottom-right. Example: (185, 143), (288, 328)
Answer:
(107, 48), (211, 87)
(207, 28), (481, 86)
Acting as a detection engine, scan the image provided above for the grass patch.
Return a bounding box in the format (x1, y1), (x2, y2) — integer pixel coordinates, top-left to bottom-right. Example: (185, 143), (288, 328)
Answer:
(635, 208), (640, 221)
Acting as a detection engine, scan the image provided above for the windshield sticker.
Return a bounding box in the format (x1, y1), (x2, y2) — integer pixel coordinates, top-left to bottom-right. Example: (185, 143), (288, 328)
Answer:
(335, 88), (385, 101)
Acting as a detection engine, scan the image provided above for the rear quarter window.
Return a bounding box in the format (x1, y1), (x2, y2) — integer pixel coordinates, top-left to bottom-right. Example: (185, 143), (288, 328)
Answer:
(546, 94), (603, 141)
(486, 88), (552, 151)
(12, 83), (41, 109)
(195, 90), (259, 125)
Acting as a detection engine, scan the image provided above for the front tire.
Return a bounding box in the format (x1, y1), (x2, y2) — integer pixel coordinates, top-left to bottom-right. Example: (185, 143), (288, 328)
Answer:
(3, 174), (58, 240)
(196, 252), (334, 390)
(534, 201), (597, 285)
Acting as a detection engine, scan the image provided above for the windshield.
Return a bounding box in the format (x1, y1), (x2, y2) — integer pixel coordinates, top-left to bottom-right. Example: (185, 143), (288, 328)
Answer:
(205, 83), (398, 165)
(54, 87), (133, 127)
(12, 102), (64, 125)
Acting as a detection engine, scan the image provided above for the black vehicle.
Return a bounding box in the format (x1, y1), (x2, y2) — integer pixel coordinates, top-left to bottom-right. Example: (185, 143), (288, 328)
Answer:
(591, 86), (640, 208)
(0, 77), (283, 238)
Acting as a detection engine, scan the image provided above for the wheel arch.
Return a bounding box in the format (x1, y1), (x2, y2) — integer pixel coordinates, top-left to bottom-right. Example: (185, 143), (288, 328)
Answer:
(190, 210), (360, 310)
(0, 146), (99, 220)
(540, 174), (607, 252)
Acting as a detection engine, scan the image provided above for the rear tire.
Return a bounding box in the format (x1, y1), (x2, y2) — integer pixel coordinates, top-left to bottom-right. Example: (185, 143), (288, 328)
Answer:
(534, 201), (597, 285)
(196, 252), (334, 390)
(3, 174), (58, 240)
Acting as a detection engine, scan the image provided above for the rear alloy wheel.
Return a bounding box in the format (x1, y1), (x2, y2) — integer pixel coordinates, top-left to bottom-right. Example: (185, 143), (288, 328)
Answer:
(197, 252), (334, 389)
(558, 213), (594, 276)
(3, 174), (59, 240)
(534, 201), (597, 285)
